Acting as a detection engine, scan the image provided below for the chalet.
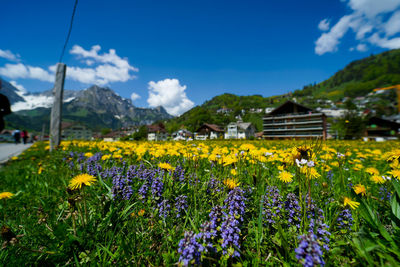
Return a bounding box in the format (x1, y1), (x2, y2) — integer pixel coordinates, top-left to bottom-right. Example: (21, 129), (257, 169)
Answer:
(364, 117), (400, 140)
(172, 129), (193, 141)
(263, 100), (327, 140)
(225, 121), (256, 139)
(102, 131), (126, 141)
(147, 123), (168, 141)
(195, 124), (224, 140)
(61, 122), (92, 140)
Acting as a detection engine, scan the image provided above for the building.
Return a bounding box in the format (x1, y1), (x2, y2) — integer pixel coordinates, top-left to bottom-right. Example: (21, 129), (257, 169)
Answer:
(225, 121), (256, 139)
(364, 116), (400, 140)
(195, 123), (224, 140)
(147, 123), (168, 141)
(102, 131), (126, 141)
(263, 100), (327, 140)
(172, 129), (193, 141)
(61, 122), (92, 140)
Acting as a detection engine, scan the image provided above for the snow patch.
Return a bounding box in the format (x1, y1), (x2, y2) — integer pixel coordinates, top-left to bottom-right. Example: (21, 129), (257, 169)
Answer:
(12, 94), (54, 111)
(11, 91), (76, 112)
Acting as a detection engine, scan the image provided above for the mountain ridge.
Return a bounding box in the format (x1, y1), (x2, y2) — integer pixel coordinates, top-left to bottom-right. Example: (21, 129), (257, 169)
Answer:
(1, 81), (173, 132)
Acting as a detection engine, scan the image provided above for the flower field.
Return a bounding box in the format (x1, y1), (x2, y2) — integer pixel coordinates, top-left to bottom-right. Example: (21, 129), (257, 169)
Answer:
(1, 140), (400, 266)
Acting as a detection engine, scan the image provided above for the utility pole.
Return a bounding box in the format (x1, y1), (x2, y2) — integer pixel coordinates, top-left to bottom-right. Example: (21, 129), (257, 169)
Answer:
(50, 63), (66, 151)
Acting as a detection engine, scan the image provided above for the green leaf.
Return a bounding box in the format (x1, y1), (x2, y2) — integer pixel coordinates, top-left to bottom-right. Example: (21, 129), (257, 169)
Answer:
(392, 179), (400, 198)
(390, 193), (400, 222)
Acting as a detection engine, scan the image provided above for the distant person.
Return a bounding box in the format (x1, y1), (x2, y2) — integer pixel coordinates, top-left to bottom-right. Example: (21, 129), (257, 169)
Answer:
(13, 129), (21, 144)
(22, 130), (29, 144)
(0, 80), (12, 132)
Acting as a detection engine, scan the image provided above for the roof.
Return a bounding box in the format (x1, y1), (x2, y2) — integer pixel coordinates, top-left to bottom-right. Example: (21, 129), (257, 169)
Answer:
(196, 123), (224, 133)
(237, 122), (253, 130)
(61, 122), (75, 130)
(367, 116), (400, 130)
(147, 124), (166, 133)
(268, 100), (313, 115)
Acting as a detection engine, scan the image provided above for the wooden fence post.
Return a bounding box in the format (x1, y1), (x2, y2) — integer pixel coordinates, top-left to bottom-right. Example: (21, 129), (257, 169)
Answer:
(50, 63), (66, 151)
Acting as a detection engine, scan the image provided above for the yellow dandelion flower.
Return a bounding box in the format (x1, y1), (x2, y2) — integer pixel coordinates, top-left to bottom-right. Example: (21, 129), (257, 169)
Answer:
(343, 197), (360, 210)
(38, 166), (44, 174)
(388, 169), (400, 179)
(158, 162), (175, 171)
(84, 152), (93, 158)
(224, 178), (240, 189)
(330, 161), (339, 168)
(365, 167), (379, 176)
(353, 184), (367, 196)
(353, 164), (363, 171)
(0, 192), (14, 200)
(390, 161), (400, 170)
(101, 155), (111, 161)
(307, 167), (321, 179)
(69, 174), (96, 190)
(278, 171), (293, 183)
(386, 149), (400, 162)
(370, 175), (385, 184)
(230, 169), (237, 176)
(11, 156), (18, 160)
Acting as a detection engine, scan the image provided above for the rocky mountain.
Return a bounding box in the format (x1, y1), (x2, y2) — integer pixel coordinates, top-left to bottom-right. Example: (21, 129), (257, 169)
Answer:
(0, 79), (25, 104)
(1, 80), (173, 131)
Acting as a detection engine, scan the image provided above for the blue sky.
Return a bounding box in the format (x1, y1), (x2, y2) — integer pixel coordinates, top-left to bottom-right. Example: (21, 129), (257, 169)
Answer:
(1, 0), (400, 115)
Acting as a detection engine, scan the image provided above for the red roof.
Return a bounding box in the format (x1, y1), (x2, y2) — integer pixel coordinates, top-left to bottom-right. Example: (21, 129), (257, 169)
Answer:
(147, 124), (166, 133)
(196, 123), (224, 133)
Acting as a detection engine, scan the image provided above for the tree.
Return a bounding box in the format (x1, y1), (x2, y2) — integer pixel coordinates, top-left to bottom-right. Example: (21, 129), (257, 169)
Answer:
(101, 128), (111, 136)
(133, 125), (148, 140)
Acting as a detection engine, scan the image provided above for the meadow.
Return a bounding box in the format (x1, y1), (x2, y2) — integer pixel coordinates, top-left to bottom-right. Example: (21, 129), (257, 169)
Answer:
(1, 140), (399, 266)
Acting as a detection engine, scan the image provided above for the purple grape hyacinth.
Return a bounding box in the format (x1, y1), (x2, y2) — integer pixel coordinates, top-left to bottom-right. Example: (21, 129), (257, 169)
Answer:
(209, 205), (225, 231)
(158, 199), (171, 218)
(175, 195), (188, 218)
(263, 186), (284, 225)
(220, 215), (241, 257)
(285, 193), (301, 230)
(224, 187), (246, 221)
(336, 209), (353, 233)
(178, 231), (205, 266)
(295, 233), (325, 267)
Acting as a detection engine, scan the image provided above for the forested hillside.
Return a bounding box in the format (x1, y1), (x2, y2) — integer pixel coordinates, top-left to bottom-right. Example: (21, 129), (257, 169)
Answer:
(165, 49), (400, 133)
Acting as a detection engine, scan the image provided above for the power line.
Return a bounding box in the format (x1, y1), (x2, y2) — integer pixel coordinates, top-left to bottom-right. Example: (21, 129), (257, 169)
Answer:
(59, 0), (79, 63)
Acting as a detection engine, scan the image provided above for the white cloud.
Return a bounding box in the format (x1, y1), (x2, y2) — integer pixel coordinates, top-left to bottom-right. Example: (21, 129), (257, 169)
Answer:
(315, 0), (400, 55)
(147, 78), (194, 116)
(385, 11), (400, 36)
(66, 45), (138, 85)
(348, 0), (400, 18)
(356, 43), (368, 51)
(0, 63), (54, 82)
(0, 45), (138, 86)
(0, 49), (20, 61)
(369, 33), (400, 49)
(315, 15), (354, 55)
(318, 19), (330, 31)
(131, 92), (141, 102)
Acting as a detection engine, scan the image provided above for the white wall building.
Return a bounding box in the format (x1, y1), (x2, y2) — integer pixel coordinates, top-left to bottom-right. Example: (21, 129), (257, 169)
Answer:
(225, 121), (255, 139)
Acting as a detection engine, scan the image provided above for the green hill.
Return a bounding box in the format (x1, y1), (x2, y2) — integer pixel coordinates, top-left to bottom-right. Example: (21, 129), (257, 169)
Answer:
(166, 49), (400, 133)
(294, 49), (400, 100)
